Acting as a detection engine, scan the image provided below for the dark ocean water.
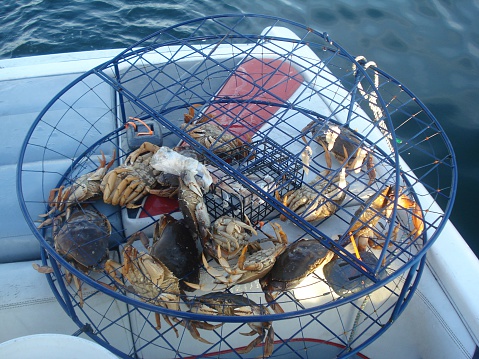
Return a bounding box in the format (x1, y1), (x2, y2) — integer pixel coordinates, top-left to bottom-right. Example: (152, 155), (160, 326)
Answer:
(2, 0), (479, 256)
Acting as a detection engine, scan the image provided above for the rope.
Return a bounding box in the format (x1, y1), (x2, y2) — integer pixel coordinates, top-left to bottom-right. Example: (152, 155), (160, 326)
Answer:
(353, 56), (395, 155)
(348, 296), (370, 345)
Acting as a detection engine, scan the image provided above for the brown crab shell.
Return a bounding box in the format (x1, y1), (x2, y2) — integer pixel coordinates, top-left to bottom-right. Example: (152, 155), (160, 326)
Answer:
(314, 125), (362, 164)
(323, 251), (387, 297)
(260, 238), (332, 292)
(54, 207), (111, 270)
(150, 214), (200, 290)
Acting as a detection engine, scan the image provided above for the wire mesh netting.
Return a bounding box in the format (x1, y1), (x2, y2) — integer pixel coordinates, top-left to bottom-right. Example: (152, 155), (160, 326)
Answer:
(17, 14), (456, 359)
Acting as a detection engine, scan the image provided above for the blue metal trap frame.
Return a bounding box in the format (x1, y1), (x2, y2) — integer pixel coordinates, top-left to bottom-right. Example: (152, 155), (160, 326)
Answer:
(17, 14), (456, 359)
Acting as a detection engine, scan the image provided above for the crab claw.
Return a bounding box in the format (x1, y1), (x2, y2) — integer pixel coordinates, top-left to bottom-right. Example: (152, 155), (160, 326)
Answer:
(301, 146), (313, 175)
(351, 147), (368, 173)
(32, 263), (54, 274)
(195, 201), (211, 242)
(184, 253), (230, 292)
(325, 125), (340, 151)
(194, 164), (213, 193)
(181, 171), (204, 197)
(183, 319), (222, 345)
(337, 168), (347, 190)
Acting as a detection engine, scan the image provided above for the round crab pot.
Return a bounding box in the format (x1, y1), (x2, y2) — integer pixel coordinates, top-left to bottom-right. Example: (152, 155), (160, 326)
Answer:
(17, 14), (457, 359)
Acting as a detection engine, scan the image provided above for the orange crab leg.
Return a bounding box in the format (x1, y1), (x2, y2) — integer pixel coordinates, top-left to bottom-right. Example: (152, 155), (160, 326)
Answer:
(124, 183), (148, 208)
(104, 149), (117, 170)
(397, 195), (424, 239)
(119, 178), (145, 206)
(300, 120), (316, 144)
(97, 151), (107, 168)
(47, 186), (63, 206)
(58, 187), (72, 212)
(183, 104), (203, 123)
(411, 203), (425, 238)
(237, 246), (249, 271)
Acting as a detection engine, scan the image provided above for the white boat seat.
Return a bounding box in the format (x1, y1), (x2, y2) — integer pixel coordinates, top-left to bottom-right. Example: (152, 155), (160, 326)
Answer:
(0, 65), (118, 264)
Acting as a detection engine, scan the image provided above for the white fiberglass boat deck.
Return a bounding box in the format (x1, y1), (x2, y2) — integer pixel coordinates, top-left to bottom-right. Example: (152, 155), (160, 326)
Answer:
(1, 15), (478, 359)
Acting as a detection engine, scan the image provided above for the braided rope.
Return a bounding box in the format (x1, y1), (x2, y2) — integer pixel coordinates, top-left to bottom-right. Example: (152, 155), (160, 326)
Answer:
(353, 56), (395, 154)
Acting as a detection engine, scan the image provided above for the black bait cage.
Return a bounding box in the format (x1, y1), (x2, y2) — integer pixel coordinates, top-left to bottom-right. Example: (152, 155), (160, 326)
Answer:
(17, 14), (457, 359)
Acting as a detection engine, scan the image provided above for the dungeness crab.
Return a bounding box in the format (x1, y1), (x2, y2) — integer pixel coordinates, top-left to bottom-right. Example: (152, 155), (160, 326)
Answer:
(100, 143), (183, 208)
(204, 215), (257, 260)
(106, 234), (181, 336)
(349, 186), (424, 252)
(302, 119), (372, 173)
(35, 205), (112, 307)
(128, 213), (201, 291)
(188, 222), (287, 291)
(280, 168), (348, 222)
(260, 238), (334, 313)
(39, 151), (116, 224)
(184, 292), (275, 357)
(323, 251), (387, 297)
(181, 105), (249, 159)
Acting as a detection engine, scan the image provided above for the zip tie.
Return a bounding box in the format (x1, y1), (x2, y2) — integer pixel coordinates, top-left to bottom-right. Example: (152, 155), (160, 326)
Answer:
(125, 117), (154, 136)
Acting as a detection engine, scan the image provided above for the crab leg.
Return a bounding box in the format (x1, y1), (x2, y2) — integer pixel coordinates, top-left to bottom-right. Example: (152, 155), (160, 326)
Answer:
(397, 195), (424, 239)
(351, 147), (369, 173)
(226, 215), (257, 236)
(236, 334), (265, 355)
(213, 248), (245, 284)
(148, 187), (178, 198)
(181, 171), (205, 198)
(32, 263), (54, 273)
(186, 250), (242, 291)
(236, 246), (251, 272)
(104, 259), (124, 285)
(325, 125), (340, 151)
(125, 141), (161, 166)
(110, 176), (133, 205)
(102, 170), (120, 202)
(212, 233), (238, 252)
(58, 187), (72, 213)
(47, 186), (64, 208)
(183, 320), (222, 345)
(104, 149), (117, 170)
(366, 151), (376, 185)
(155, 313), (180, 338)
(72, 274), (84, 308)
(119, 178), (143, 205)
(121, 181), (146, 206)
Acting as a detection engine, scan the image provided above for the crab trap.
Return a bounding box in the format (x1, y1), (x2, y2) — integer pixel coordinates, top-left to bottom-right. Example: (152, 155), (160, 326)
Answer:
(17, 14), (457, 359)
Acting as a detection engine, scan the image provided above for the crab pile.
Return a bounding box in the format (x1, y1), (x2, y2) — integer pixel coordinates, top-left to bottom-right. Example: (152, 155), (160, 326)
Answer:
(35, 107), (424, 357)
